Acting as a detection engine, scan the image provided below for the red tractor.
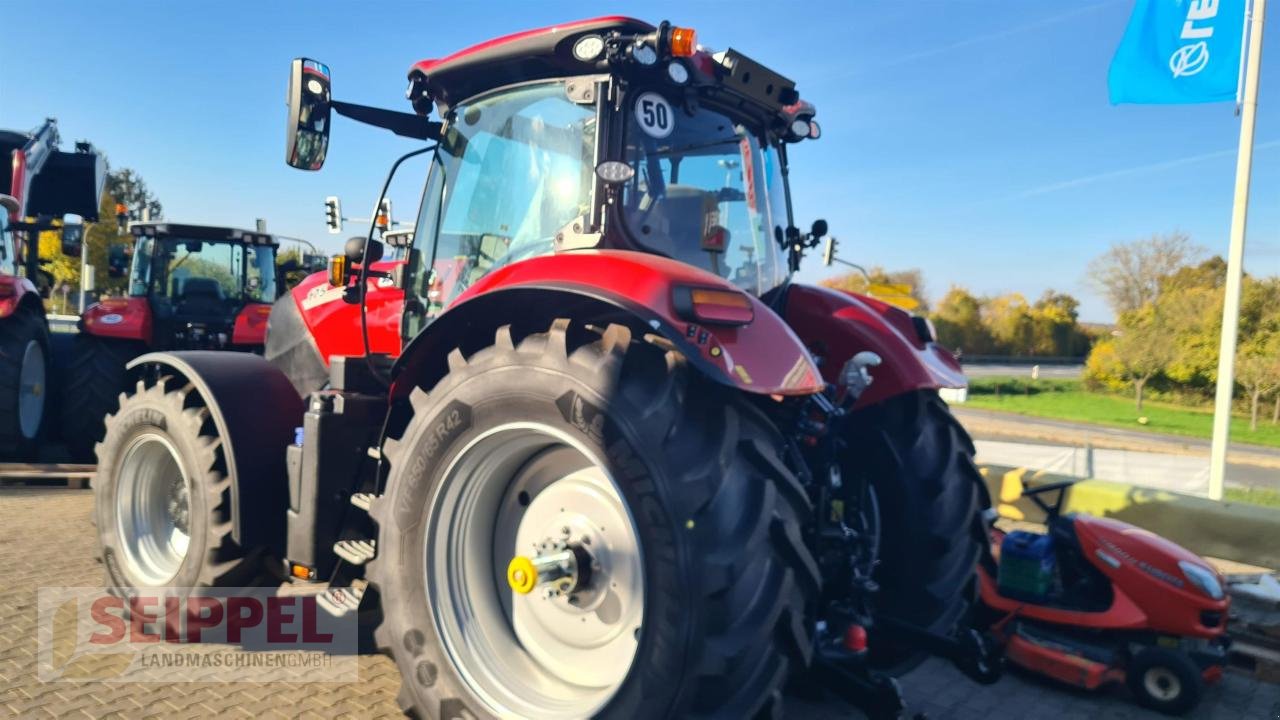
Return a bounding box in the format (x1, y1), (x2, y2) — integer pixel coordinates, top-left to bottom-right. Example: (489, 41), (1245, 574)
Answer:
(94, 18), (997, 718)
(61, 222), (282, 460)
(0, 119), (104, 459)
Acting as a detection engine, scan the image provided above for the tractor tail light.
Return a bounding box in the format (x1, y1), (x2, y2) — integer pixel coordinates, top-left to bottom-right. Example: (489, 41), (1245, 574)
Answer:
(669, 27), (697, 57)
(673, 286), (754, 326)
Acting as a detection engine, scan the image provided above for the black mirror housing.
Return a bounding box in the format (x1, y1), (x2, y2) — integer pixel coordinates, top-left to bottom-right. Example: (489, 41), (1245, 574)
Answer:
(810, 219), (828, 239)
(60, 223), (84, 258)
(285, 58), (332, 171)
(344, 236), (383, 265)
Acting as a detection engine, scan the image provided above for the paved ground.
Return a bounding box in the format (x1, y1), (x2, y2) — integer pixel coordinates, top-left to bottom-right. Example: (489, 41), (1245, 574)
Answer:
(2, 487), (1277, 719)
(956, 407), (1280, 490)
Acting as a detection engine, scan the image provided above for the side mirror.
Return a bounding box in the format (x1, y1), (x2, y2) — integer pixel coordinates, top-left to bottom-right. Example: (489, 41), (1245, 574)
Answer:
(344, 236), (383, 265)
(107, 243), (129, 278)
(285, 58), (332, 171)
(61, 223), (84, 257)
(810, 219), (828, 239)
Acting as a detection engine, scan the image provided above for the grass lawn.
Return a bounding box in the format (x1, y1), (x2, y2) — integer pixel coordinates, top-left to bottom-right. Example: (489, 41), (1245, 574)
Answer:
(1224, 486), (1280, 508)
(965, 378), (1280, 450)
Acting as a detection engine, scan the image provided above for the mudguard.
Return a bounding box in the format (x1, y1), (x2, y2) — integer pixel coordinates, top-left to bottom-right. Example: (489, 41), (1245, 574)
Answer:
(393, 250), (823, 398)
(0, 275), (39, 320)
(82, 297), (152, 343)
(782, 284), (966, 408)
(125, 351), (305, 550)
(230, 302), (274, 346)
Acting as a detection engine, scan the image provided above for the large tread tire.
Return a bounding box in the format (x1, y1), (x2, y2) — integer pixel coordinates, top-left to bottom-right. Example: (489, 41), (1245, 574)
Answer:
(0, 304), (51, 460)
(93, 375), (265, 592)
(63, 335), (146, 462)
(367, 320), (819, 719)
(843, 389), (990, 673)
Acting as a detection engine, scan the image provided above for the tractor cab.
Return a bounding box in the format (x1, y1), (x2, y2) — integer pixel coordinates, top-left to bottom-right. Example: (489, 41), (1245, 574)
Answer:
(124, 223), (278, 348)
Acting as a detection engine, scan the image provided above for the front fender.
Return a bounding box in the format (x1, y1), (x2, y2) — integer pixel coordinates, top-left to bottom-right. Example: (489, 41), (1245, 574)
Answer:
(0, 275), (38, 319)
(125, 351), (304, 550)
(82, 297), (152, 343)
(394, 250), (822, 397)
(783, 284), (966, 408)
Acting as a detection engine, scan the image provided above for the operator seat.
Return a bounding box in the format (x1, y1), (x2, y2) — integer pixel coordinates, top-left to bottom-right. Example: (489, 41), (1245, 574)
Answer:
(634, 185), (720, 267)
(177, 277), (226, 317)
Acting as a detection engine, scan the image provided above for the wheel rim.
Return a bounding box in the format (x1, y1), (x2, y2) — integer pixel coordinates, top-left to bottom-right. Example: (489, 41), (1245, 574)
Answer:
(1143, 666), (1182, 702)
(17, 339), (44, 439)
(115, 433), (192, 585)
(424, 422), (644, 717)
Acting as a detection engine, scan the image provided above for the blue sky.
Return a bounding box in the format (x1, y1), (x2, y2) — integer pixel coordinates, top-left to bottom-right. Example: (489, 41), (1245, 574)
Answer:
(3, 0), (1277, 322)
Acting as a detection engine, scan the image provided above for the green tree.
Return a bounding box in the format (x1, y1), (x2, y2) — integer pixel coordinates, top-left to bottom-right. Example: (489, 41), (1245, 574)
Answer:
(1237, 332), (1280, 431)
(931, 285), (995, 355)
(821, 266), (929, 313)
(1087, 232), (1200, 315)
(1112, 305), (1177, 412)
(983, 293), (1036, 356)
(106, 168), (163, 221)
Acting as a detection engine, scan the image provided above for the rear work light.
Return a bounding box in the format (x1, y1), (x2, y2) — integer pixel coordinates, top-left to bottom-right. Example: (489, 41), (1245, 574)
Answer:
(673, 286), (754, 326)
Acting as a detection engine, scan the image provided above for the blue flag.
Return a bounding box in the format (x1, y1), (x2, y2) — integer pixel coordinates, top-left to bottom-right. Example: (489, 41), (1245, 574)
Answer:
(1109, 0), (1247, 104)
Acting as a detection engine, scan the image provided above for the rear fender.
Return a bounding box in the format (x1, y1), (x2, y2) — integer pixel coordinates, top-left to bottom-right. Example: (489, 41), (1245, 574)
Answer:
(82, 297), (152, 343)
(393, 251), (822, 398)
(783, 284), (965, 408)
(0, 275), (38, 319)
(124, 351), (304, 550)
(231, 302), (273, 346)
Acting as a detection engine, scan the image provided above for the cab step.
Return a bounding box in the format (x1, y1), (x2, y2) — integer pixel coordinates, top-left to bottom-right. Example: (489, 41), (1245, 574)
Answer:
(333, 539), (376, 565)
(315, 579), (367, 618)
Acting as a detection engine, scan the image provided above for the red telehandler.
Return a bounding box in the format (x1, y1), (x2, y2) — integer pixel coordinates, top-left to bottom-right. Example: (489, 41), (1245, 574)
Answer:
(94, 18), (999, 718)
(0, 118), (104, 458)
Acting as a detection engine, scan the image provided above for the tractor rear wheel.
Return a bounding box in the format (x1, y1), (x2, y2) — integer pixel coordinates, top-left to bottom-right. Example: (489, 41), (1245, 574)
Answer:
(0, 305), (51, 460)
(93, 376), (264, 591)
(367, 320), (819, 719)
(842, 389), (990, 674)
(62, 335), (145, 462)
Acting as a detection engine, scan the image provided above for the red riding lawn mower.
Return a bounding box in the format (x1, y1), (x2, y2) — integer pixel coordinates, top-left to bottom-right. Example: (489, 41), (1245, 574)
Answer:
(94, 18), (1000, 718)
(61, 222), (284, 460)
(981, 475), (1230, 715)
(0, 118), (104, 459)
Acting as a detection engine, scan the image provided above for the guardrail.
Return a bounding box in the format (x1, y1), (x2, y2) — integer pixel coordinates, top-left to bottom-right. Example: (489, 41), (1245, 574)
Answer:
(981, 464), (1280, 570)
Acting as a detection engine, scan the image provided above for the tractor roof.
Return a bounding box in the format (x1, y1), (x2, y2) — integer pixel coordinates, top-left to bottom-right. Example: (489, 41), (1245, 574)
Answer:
(130, 222), (277, 246)
(409, 16), (653, 111)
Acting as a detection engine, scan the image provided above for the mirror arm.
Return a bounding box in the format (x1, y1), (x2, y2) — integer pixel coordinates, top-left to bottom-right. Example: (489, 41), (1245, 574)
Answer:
(331, 101), (442, 141)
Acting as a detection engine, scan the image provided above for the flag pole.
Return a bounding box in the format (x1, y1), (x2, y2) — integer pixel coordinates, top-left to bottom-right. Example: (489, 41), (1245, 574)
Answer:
(1208, 0), (1266, 501)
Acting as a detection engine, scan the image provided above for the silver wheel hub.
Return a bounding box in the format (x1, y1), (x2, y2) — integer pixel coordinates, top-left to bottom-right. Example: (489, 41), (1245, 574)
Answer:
(115, 434), (192, 585)
(425, 423), (643, 718)
(17, 339), (44, 439)
(1143, 666), (1181, 701)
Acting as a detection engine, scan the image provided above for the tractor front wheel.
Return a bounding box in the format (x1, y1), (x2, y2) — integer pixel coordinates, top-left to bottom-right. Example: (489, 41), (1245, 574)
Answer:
(368, 320), (819, 719)
(93, 376), (264, 591)
(0, 305), (51, 459)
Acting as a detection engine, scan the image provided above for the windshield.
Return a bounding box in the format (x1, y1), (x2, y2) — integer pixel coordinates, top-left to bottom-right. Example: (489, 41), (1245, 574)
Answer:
(129, 236), (276, 303)
(416, 80), (597, 311)
(621, 94), (789, 295)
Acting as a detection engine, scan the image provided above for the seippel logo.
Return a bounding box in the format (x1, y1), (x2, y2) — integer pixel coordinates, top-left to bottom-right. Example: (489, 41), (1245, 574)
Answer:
(1169, 0), (1222, 78)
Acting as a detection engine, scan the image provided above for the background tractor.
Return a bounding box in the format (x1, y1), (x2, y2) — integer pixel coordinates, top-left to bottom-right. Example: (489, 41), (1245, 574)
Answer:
(0, 118), (104, 459)
(93, 18), (997, 718)
(61, 222), (282, 460)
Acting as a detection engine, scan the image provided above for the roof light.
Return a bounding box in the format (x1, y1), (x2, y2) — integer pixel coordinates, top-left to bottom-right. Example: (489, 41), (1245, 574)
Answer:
(573, 35), (605, 62)
(667, 61), (689, 85)
(669, 27), (697, 58)
(631, 42), (657, 66)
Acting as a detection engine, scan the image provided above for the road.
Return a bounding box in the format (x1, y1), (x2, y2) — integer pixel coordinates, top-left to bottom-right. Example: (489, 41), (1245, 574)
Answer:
(4, 487), (1276, 718)
(955, 406), (1280, 490)
(962, 363), (1084, 379)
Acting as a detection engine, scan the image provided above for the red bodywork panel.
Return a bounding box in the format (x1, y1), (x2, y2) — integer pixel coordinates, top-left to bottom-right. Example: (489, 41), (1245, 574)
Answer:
(289, 260), (405, 363)
(449, 250), (823, 396)
(783, 284), (965, 408)
(1005, 633), (1124, 689)
(82, 297), (152, 343)
(231, 302), (274, 346)
(982, 516), (1229, 639)
(0, 275), (37, 319)
(412, 16), (647, 78)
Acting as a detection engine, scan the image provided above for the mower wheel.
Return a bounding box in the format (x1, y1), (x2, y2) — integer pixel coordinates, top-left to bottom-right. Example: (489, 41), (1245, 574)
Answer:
(93, 376), (265, 591)
(62, 335), (145, 461)
(842, 390), (990, 674)
(0, 305), (51, 459)
(1127, 647), (1202, 715)
(368, 320), (818, 719)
